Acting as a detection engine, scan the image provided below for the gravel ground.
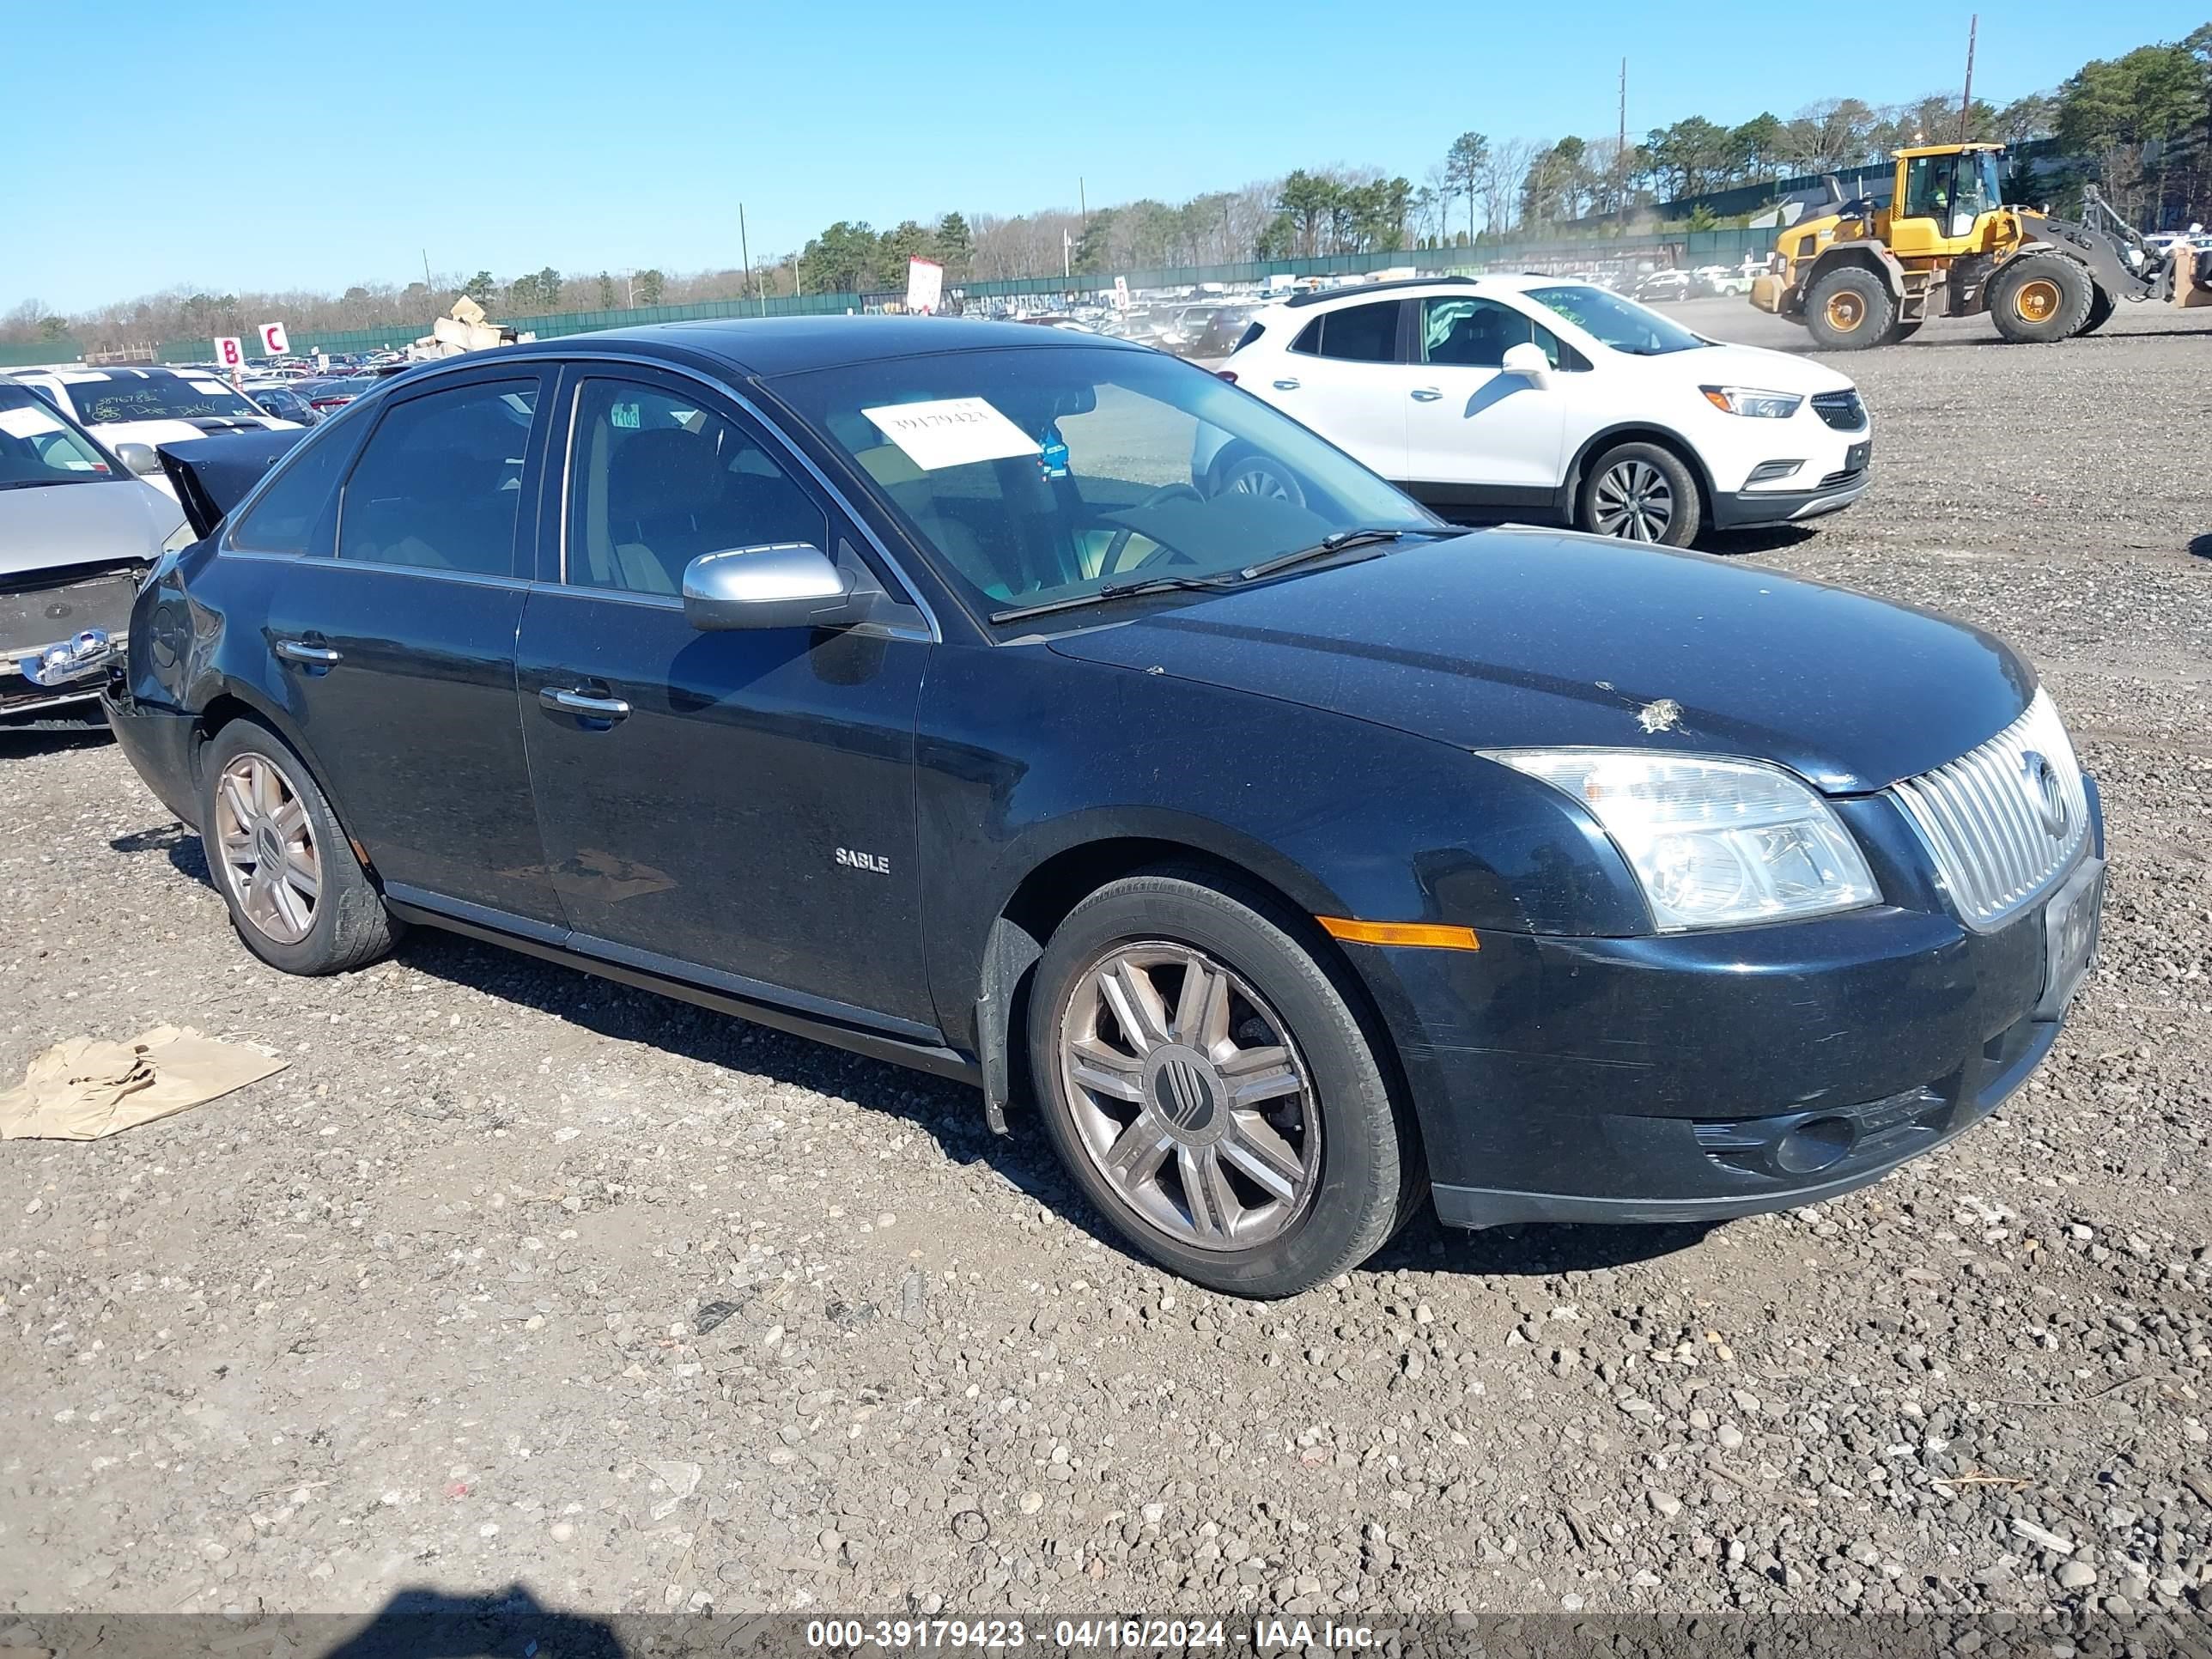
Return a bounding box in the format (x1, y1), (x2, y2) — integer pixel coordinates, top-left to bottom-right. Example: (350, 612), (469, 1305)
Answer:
(2, 299), (2209, 1629)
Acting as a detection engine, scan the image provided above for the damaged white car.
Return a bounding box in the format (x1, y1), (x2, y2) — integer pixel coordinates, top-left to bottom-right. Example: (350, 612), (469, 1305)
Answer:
(0, 383), (186, 732)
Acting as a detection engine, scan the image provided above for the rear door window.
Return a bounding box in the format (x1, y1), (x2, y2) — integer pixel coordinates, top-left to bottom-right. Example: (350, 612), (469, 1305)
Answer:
(337, 379), (539, 577)
(1419, 297), (1566, 369)
(1289, 301), (1402, 363)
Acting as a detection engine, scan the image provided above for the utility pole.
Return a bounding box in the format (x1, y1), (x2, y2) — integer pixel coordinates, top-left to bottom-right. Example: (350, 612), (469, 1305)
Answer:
(1079, 177), (1087, 221)
(1063, 228), (1073, 279)
(1617, 58), (1629, 214)
(1958, 15), (1978, 142)
(422, 249), (434, 291)
(739, 202), (762, 314)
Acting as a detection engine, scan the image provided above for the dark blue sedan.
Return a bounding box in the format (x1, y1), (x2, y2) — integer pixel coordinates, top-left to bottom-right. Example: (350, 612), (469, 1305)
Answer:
(105, 319), (2104, 1297)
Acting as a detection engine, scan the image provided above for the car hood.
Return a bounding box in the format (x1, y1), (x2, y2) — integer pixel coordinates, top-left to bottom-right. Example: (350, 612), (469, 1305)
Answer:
(1043, 530), (2033, 794)
(1665, 339), (1856, 395)
(0, 477), (185, 578)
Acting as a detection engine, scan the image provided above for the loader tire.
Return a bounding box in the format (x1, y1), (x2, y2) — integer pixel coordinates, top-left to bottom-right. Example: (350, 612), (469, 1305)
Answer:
(1990, 255), (2094, 343)
(1802, 267), (1893, 350)
(1884, 321), (1923, 344)
(2080, 286), (2117, 336)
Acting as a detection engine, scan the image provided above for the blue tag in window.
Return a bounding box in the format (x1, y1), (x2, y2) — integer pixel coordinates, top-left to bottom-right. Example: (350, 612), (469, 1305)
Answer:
(1038, 422), (1070, 479)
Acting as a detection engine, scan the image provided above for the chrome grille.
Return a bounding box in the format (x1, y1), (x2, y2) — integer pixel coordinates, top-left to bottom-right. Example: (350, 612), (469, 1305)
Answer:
(1810, 390), (1867, 430)
(1890, 690), (2089, 931)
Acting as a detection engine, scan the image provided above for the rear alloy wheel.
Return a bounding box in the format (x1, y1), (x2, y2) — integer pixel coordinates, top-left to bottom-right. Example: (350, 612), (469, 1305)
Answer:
(1580, 441), (1702, 547)
(1029, 872), (1415, 1297)
(1989, 255), (2094, 343)
(1802, 266), (1895, 350)
(198, 719), (401, 975)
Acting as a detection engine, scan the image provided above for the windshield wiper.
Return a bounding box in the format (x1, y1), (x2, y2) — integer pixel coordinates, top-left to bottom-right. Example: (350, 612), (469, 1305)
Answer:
(987, 526), (1453, 626)
(1236, 525), (1446, 582)
(989, 572), (1238, 624)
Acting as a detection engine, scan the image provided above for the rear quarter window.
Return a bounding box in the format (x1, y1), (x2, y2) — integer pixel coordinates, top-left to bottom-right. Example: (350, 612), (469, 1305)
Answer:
(228, 423), (356, 555)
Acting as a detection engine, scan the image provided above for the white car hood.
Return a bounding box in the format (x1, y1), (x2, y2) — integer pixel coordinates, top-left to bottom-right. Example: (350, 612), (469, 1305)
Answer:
(0, 477), (185, 579)
(1673, 340), (1857, 396)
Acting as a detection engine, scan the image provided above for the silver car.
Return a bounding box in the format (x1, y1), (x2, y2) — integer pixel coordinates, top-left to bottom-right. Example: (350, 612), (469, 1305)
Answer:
(1, 383), (185, 730)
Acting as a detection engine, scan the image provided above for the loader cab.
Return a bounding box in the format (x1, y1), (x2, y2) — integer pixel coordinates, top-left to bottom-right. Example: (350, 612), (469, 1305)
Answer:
(1891, 144), (2007, 258)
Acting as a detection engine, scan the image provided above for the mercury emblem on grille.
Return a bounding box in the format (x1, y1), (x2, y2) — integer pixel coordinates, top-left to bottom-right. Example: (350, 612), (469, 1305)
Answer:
(2021, 750), (2069, 837)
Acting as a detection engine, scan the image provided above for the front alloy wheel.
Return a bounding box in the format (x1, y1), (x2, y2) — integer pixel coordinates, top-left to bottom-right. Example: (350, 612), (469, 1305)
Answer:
(1591, 459), (1675, 542)
(1059, 942), (1320, 1249)
(212, 751), (321, 944)
(1027, 871), (1418, 1297)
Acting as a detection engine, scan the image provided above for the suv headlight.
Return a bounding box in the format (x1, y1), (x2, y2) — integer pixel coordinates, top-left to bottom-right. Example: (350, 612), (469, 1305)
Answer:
(1486, 750), (1879, 932)
(1700, 386), (1803, 418)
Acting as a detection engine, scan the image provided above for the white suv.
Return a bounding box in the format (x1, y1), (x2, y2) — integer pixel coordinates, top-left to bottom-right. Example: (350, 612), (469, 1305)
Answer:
(1207, 276), (1871, 546)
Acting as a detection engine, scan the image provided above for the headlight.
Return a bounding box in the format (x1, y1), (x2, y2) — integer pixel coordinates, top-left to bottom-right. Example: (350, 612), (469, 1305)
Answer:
(1486, 750), (1879, 932)
(1700, 386), (1803, 419)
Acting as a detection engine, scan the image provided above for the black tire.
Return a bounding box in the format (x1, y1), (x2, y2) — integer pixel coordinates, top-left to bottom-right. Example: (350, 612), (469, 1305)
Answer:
(1026, 871), (1419, 1298)
(1577, 441), (1703, 548)
(1204, 441), (1308, 510)
(1989, 255), (2094, 344)
(1884, 320), (1924, 343)
(1802, 265), (1895, 350)
(2080, 286), (2116, 336)
(198, 717), (401, 975)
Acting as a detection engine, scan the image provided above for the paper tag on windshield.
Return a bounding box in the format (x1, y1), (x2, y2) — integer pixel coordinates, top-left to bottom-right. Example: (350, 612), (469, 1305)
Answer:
(0, 406), (63, 440)
(862, 397), (1040, 471)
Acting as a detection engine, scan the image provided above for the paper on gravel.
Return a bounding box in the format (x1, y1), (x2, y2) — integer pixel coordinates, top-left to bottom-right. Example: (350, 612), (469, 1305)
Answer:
(0, 1025), (286, 1140)
(861, 397), (1039, 471)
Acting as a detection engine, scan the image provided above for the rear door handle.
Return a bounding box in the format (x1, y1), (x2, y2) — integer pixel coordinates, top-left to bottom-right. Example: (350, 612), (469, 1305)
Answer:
(1271, 378), (1300, 391)
(273, 639), (342, 665)
(1410, 388), (1444, 403)
(539, 686), (630, 724)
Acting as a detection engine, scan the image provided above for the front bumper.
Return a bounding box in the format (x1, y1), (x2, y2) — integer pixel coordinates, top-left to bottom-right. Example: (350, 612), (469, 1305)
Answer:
(1713, 470), (1867, 529)
(2, 632), (126, 720)
(1361, 791), (2103, 1229)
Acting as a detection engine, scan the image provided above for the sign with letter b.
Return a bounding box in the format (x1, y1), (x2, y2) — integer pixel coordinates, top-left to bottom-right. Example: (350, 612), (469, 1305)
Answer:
(213, 337), (244, 369)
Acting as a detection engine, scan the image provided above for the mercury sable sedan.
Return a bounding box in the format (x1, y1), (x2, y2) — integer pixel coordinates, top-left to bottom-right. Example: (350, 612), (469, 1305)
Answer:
(105, 319), (2104, 1297)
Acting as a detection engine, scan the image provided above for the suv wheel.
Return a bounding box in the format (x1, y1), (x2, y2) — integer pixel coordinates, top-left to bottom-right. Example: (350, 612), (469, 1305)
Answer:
(1027, 872), (1415, 1297)
(199, 719), (401, 975)
(1206, 442), (1308, 509)
(1580, 442), (1701, 546)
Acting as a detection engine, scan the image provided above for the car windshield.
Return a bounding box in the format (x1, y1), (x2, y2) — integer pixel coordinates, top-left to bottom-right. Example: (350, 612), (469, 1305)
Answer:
(769, 344), (1439, 621)
(64, 374), (266, 425)
(1525, 284), (1710, 356)
(0, 387), (121, 489)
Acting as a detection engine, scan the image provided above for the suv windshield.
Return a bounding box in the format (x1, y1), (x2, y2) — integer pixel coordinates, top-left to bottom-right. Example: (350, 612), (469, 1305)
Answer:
(64, 374), (265, 425)
(1525, 285), (1709, 356)
(0, 387), (121, 489)
(769, 345), (1438, 620)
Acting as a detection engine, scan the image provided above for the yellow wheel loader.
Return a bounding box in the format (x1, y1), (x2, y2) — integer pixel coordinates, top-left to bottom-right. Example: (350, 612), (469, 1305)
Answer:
(1751, 143), (2193, 348)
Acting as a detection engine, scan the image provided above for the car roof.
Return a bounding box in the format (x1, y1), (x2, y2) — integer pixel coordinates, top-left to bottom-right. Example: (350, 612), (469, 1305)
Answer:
(484, 315), (1151, 379)
(1264, 273), (1579, 314)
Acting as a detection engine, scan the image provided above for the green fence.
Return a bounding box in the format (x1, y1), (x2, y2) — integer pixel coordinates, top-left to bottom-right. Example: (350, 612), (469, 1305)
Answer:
(15, 227), (1773, 369)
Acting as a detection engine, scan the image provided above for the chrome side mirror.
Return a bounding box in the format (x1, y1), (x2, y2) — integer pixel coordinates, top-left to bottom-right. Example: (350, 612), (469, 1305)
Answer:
(681, 543), (859, 632)
(114, 441), (163, 478)
(1500, 342), (1553, 390)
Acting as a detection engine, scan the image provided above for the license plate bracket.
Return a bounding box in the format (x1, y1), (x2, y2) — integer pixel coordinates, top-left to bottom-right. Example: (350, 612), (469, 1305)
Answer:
(1845, 439), (1873, 473)
(2034, 857), (2105, 1020)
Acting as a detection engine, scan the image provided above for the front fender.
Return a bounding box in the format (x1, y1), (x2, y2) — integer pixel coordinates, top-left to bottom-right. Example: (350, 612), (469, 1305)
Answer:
(916, 643), (1646, 1037)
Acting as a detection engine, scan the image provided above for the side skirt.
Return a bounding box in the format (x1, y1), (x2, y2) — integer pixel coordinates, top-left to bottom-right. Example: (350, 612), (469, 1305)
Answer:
(382, 893), (981, 1088)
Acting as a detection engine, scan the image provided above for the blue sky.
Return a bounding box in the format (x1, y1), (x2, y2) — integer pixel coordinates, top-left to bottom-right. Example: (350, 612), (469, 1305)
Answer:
(9, 0), (2203, 313)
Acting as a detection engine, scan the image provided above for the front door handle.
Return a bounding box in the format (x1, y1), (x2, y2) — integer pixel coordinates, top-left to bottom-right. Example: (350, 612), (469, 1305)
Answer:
(273, 639), (342, 665)
(539, 685), (630, 724)
(1271, 378), (1300, 391)
(1410, 388), (1444, 403)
